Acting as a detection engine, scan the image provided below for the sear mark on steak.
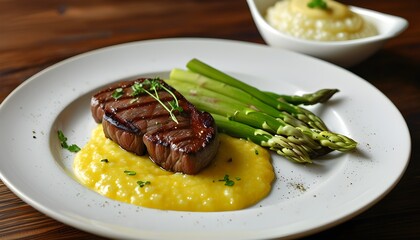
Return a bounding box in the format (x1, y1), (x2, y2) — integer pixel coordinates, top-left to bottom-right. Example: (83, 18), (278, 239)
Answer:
(91, 78), (219, 174)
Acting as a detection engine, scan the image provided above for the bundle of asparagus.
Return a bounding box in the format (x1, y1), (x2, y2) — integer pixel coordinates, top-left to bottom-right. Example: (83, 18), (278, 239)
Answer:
(165, 58), (357, 163)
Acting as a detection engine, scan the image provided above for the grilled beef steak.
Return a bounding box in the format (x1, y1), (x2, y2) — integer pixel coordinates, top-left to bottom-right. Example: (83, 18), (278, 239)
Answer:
(91, 78), (219, 174)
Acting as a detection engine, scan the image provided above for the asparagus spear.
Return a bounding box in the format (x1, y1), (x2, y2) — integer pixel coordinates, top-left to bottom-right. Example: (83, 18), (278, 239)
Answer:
(211, 113), (312, 163)
(172, 68), (338, 106)
(166, 79), (357, 153)
(295, 126), (358, 152)
(166, 80), (319, 148)
(263, 89), (340, 105)
(186, 58), (328, 130)
(169, 68), (307, 128)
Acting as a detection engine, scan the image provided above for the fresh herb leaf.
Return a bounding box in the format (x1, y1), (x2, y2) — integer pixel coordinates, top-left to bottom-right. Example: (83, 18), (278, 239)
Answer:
(67, 144), (81, 153)
(124, 170), (137, 176)
(131, 82), (145, 96)
(225, 180), (235, 186)
(137, 180), (151, 187)
(57, 130), (80, 153)
(149, 78), (161, 91)
(57, 130), (68, 148)
(307, 0), (328, 10)
(142, 79), (151, 86)
(219, 174), (235, 186)
(169, 100), (183, 113)
(112, 88), (124, 100)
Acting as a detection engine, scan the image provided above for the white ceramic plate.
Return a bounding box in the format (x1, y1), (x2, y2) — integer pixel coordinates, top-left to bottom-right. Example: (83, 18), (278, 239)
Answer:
(0, 38), (411, 239)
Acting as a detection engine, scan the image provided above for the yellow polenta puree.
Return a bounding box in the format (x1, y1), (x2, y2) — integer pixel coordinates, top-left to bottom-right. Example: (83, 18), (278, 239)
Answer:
(73, 125), (274, 212)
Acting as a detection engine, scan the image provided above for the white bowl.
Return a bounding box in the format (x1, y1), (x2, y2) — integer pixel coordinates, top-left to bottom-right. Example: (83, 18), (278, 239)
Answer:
(247, 0), (408, 67)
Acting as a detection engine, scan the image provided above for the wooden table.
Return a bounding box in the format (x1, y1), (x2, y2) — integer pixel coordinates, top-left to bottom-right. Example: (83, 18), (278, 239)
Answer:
(1, 0), (419, 239)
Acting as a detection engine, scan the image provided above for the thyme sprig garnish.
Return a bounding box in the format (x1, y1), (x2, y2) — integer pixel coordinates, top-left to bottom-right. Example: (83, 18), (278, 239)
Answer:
(131, 78), (183, 124)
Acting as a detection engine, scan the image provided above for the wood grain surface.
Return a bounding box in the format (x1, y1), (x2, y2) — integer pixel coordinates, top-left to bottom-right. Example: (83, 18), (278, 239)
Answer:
(1, 0), (419, 239)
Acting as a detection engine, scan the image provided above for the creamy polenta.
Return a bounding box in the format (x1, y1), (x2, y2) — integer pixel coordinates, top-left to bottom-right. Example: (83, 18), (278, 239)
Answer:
(73, 125), (274, 212)
(266, 0), (378, 41)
